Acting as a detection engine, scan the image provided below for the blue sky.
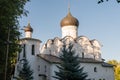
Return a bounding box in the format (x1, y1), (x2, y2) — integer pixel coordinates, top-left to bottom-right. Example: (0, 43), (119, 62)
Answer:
(19, 0), (120, 61)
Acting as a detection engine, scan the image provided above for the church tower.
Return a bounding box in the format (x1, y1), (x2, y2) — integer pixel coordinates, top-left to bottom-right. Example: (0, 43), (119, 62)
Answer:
(13, 23), (41, 80)
(19, 23), (41, 58)
(60, 9), (79, 39)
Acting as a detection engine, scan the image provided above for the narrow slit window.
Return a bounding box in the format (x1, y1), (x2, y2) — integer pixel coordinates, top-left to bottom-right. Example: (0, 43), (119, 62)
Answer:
(82, 52), (84, 58)
(45, 65), (47, 72)
(23, 44), (26, 58)
(18, 53), (20, 61)
(38, 65), (40, 71)
(32, 45), (35, 55)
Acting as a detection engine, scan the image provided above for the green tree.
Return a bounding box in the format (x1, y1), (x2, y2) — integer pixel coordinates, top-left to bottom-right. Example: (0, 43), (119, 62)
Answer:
(0, 0), (29, 79)
(107, 60), (120, 80)
(54, 44), (88, 80)
(98, 0), (120, 4)
(18, 59), (33, 80)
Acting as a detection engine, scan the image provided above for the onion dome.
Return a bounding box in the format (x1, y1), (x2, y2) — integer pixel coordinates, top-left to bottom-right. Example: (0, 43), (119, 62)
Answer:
(24, 23), (33, 32)
(60, 11), (79, 27)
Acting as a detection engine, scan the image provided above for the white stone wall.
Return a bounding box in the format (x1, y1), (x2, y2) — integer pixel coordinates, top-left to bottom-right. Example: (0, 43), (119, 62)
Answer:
(36, 57), (51, 80)
(50, 63), (114, 80)
(50, 64), (59, 80)
(14, 39), (41, 80)
(61, 26), (78, 38)
(22, 39), (40, 80)
(81, 63), (114, 80)
(25, 32), (32, 38)
(20, 39), (40, 56)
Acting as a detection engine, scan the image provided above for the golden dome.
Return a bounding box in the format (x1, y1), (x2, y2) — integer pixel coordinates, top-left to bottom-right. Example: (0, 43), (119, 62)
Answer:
(60, 11), (79, 27)
(24, 23), (33, 32)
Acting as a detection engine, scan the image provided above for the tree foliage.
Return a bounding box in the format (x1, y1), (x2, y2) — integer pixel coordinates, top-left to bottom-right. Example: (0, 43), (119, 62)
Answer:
(98, 0), (120, 4)
(107, 60), (120, 80)
(18, 59), (33, 80)
(0, 0), (29, 79)
(54, 44), (88, 80)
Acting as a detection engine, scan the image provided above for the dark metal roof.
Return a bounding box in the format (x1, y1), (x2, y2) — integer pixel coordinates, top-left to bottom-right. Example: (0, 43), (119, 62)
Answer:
(37, 54), (101, 63)
(102, 62), (114, 67)
(37, 54), (113, 67)
(79, 58), (102, 63)
(37, 54), (61, 63)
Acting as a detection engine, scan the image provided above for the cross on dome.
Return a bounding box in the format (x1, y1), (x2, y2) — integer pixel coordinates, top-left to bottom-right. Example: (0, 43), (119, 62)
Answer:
(24, 22), (33, 33)
(60, 6), (79, 27)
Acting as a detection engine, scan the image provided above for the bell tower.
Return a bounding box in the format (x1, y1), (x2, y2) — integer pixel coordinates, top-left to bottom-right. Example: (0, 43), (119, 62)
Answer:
(14, 23), (41, 80)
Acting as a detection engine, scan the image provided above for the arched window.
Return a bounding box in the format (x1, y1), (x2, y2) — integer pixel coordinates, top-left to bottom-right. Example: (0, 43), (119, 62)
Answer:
(94, 67), (97, 72)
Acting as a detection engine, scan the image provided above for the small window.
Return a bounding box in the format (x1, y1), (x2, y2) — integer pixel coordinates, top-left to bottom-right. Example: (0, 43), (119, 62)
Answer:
(32, 45), (35, 55)
(18, 53), (20, 61)
(94, 67), (97, 72)
(82, 52), (84, 58)
(41, 76), (47, 80)
(38, 65), (40, 71)
(93, 55), (95, 60)
(39, 75), (47, 80)
(23, 44), (26, 58)
(45, 65), (46, 72)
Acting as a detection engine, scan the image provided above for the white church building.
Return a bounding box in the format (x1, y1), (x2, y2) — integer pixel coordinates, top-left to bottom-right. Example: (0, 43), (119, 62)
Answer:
(13, 10), (114, 80)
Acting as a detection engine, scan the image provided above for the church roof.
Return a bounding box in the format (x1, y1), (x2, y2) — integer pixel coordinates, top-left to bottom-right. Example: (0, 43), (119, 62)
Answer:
(37, 54), (113, 67)
(37, 54), (61, 63)
(20, 38), (42, 43)
(102, 62), (114, 67)
(60, 11), (79, 27)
